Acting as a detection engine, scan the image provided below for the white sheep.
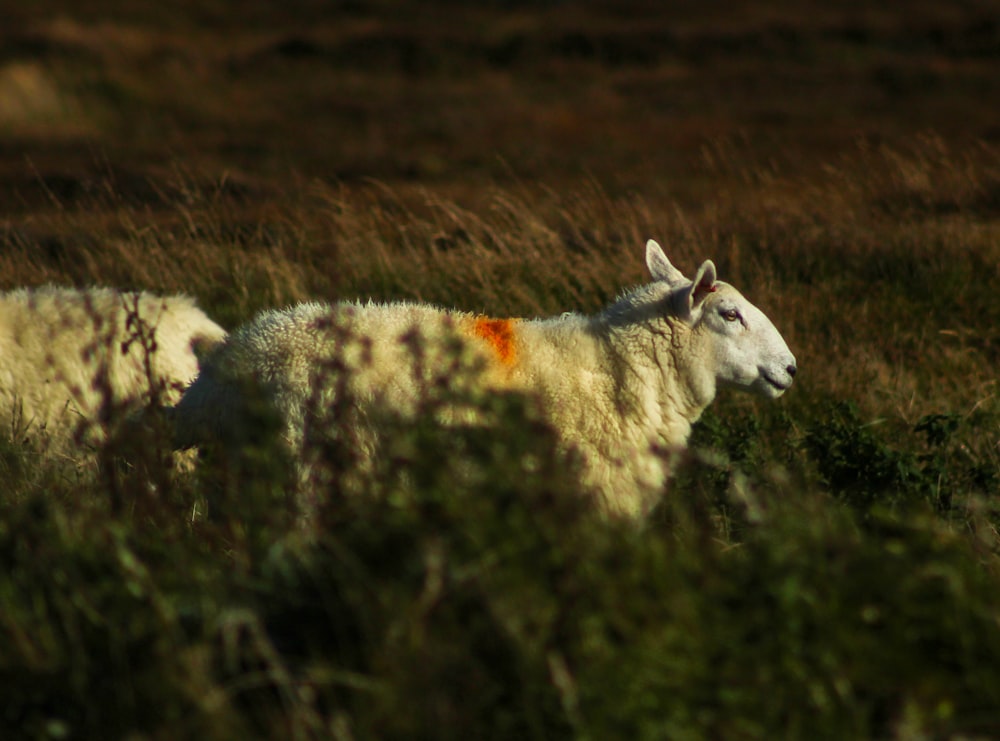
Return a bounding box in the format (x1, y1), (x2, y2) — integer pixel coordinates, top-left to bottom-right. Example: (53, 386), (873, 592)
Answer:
(0, 286), (227, 451)
(172, 240), (796, 516)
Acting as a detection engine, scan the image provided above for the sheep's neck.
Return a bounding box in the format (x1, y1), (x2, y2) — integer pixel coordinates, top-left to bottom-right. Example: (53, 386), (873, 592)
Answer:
(604, 316), (714, 443)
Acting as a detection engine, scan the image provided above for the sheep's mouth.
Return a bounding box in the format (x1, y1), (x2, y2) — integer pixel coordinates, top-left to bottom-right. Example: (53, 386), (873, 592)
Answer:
(762, 373), (791, 392)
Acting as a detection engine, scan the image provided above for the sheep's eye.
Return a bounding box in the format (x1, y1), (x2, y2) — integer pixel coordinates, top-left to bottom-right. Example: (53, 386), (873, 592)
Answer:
(721, 308), (741, 322)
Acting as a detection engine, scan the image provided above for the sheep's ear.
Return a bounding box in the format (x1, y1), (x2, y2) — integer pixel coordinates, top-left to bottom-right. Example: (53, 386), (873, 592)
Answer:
(675, 259), (718, 321)
(689, 260), (718, 310)
(645, 239), (687, 286)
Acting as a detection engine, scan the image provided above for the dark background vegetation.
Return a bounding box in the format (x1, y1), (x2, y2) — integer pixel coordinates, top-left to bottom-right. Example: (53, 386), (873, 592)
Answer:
(2, 1), (1000, 738)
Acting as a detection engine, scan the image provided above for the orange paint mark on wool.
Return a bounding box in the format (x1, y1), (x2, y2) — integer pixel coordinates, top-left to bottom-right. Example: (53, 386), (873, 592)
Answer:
(471, 317), (518, 367)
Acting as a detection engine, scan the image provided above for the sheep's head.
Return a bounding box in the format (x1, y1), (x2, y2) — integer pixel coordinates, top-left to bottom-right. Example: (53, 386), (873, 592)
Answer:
(646, 239), (797, 399)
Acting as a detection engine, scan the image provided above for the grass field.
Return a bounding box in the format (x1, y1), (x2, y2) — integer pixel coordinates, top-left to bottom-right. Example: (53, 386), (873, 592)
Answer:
(2, 2), (1000, 739)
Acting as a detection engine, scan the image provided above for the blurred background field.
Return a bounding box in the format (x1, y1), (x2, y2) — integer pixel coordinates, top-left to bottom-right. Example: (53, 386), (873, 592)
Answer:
(2, 1), (1000, 739)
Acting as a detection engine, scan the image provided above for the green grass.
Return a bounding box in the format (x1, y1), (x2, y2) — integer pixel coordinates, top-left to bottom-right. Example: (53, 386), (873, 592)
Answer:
(2, 2), (1000, 738)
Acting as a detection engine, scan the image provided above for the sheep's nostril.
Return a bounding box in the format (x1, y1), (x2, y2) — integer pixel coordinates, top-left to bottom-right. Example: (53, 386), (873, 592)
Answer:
(787, 364), (797, 378)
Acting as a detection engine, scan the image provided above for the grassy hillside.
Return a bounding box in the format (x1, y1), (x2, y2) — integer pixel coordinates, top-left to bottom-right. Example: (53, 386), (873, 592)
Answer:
(2, 2), (1000, 739)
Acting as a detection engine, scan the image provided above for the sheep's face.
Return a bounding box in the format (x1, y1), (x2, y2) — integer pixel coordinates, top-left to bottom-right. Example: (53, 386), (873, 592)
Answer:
(695, 284), (797, 399)
(645, 239), (797, 400)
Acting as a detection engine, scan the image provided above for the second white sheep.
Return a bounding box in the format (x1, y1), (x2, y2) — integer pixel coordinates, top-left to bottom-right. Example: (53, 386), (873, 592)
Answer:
(0, 286), (227, 451)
